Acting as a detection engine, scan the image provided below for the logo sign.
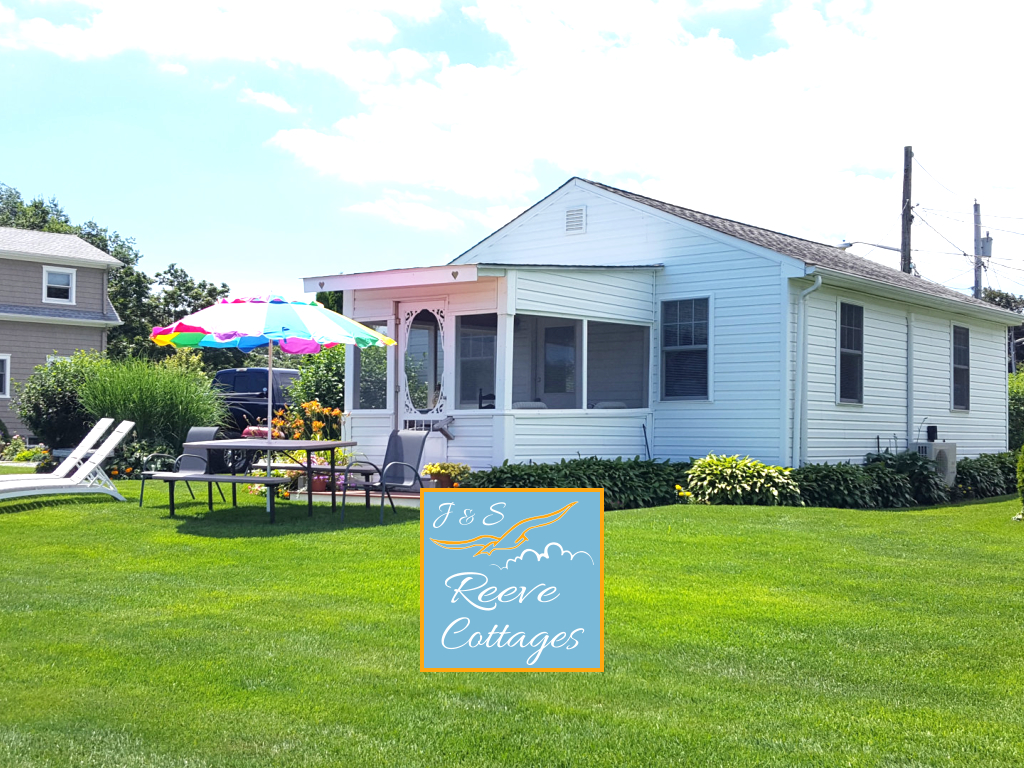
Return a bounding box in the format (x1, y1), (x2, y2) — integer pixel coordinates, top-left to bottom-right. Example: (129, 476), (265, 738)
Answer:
(420, 488), (603, 672)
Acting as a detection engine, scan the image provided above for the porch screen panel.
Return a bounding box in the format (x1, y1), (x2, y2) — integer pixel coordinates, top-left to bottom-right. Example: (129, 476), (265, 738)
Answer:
(544, 326), (576, 394)
(457, 314), (497, 409)
(953, 325), (970, 410)
(839, 302), (863, 404)
(354, 321), (388, 409)
(661, 298), (708, 399)
(587, 322), (649, 408)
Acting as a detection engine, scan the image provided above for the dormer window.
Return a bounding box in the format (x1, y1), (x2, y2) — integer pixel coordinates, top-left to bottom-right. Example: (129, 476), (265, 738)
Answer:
(43, 266), (76, 304)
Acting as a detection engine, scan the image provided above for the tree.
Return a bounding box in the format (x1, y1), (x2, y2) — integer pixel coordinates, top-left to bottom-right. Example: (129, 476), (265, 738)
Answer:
(982, 287), (1024, 372)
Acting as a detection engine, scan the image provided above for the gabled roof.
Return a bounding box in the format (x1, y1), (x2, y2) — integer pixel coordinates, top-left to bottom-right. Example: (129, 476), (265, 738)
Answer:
(581, 179), (1002, 314)
(0, 227), (123, 267)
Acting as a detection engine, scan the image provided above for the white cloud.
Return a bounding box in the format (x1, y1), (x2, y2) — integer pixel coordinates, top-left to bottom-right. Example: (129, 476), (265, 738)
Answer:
(346, 191), (466, 231)
(4, 0), (1024, 293)
(158, 62), (187, 75)
(240, 88), (297, 114)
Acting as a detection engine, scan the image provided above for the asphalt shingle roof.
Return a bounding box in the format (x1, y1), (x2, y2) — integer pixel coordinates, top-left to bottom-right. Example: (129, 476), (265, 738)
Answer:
(0, 227), (122, 267)
(583, 179), (1002, 313)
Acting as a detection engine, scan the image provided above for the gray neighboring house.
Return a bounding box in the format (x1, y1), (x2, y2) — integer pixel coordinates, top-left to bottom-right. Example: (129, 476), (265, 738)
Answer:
(0, 227), (122, 440)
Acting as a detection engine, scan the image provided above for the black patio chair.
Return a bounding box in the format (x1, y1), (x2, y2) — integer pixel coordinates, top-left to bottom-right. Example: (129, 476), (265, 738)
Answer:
(139, 426), (226, 507)
(341, 429), (429, 524)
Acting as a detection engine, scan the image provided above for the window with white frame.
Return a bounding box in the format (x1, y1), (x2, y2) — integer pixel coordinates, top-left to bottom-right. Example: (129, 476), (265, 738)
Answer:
(953, 325), (970, 410)
(0, 354), (10, 398)
(839, 302), (864, 404)
(43, 266), (76, 304)
(661, 298), (709, 399)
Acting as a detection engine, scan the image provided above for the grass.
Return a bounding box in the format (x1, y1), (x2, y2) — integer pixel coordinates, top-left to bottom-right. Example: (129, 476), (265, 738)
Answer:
(0, 464), (35, 475)
(1, 485), (1023, 766)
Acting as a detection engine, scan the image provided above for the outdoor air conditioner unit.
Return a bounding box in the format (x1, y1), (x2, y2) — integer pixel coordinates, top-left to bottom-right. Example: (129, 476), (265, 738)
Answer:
(913, 442), (957, 486)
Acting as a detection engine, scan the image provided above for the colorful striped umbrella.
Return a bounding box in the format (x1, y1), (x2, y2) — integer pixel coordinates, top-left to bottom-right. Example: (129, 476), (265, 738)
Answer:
(151, 295), (395, 462)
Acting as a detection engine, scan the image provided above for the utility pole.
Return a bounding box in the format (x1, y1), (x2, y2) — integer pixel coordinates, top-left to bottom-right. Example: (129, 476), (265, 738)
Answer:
(974, 201), (982, 299)
(900, 146), (913, 273)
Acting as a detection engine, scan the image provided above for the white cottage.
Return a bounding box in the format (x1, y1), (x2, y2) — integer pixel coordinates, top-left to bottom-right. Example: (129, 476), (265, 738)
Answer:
(303, 178), (1018, 470)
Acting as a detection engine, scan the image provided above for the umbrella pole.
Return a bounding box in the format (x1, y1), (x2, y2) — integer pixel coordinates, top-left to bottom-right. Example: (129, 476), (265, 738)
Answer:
(266, 341), (274, 515)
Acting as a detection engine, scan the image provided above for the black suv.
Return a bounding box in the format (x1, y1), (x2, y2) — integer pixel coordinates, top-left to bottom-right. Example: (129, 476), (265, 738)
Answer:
(213, 367), (300, 435)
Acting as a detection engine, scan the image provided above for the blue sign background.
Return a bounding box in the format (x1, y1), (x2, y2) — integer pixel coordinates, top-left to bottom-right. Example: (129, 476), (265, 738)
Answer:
(421, 489), (603, 671)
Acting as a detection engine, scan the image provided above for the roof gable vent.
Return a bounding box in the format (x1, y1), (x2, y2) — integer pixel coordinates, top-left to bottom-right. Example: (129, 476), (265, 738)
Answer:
(565, 206), (586, 234)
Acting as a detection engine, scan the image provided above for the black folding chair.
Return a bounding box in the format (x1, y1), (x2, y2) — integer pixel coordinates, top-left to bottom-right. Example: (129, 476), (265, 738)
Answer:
(139, 426), (226, 507)
(341, 429), (429, 523)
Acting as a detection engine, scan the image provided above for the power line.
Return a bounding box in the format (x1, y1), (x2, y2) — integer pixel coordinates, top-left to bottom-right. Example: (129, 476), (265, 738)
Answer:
(920, 207), (1024, 238)
(913, 209), (973, 258)
(913, 156), (964, 198)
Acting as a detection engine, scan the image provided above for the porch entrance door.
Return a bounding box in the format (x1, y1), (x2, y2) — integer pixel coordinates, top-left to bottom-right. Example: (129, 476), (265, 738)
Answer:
(397, 301), (448, 423)
(534, 317), (582, 409)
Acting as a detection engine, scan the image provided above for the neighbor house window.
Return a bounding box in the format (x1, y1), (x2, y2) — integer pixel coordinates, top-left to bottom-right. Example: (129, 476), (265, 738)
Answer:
(43, 266), (76, 304)
(953, 325), (970, 410)
(839, 302), (863, 404)
(456, 314), (496, 409)
(662, 298), (709, 399)
(353, 321), (389, 410)
(0, 354), (10, 398)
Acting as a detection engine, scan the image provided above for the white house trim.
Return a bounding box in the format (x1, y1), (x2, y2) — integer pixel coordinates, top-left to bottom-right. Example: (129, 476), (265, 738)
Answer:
(42, 265), (76, 305)
(0, 312), (121, 328)
(303, 264), (479, 293)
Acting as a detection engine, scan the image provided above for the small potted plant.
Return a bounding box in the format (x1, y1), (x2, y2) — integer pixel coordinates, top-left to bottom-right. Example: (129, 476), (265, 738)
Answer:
(423, 462), (472, 488)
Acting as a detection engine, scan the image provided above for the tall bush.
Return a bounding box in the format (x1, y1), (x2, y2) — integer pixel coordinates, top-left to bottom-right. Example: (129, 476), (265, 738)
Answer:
(686, 454), (802, 506)
(462, 456), (690, 511)
(955, 453), (1018, 499)
(1010, 372), (1024, 451)
(863, 463), (915, 508)
(288, 346), (345, 412)
(80, 358), (227, 454)
(13, 351), (106, 448)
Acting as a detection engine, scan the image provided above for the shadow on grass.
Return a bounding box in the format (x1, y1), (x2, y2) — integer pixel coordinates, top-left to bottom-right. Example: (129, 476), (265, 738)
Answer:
(170, 498), (420, 538)
(0, 494), (115, 515)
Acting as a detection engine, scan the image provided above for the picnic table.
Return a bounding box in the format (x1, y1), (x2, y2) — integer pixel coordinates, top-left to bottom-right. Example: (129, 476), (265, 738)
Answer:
(185, 438), (356, 521)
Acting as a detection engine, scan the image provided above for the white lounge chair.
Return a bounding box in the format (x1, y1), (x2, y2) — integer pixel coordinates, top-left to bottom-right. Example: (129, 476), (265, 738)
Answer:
(0, 418), (114, 483)
(0, 421), (135, 503)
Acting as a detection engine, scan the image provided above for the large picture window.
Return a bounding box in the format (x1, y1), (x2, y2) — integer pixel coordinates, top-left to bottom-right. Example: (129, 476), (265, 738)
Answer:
(661, 298), (709, 400)
(839, 302), (863, 404)
(953, 325), (970, 410)
(456, 314), (497, 409)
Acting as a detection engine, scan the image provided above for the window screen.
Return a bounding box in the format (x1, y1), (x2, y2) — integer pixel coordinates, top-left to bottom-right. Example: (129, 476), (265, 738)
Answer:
(457, 314), (497, 408)
(953, 325), (970, 410)
(839, 302), (863, 404)
(662, 298), (708, 399)
(0, 356), (8, 397)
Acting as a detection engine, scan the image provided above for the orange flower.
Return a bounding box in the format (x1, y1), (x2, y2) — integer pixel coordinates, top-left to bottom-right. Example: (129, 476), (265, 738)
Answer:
(332, 408), (342, 417)
(111, 469), (119, 476)
(125, 467), (133, 474)
(452, 482), (459, 488)
(311, 421), (325, 432)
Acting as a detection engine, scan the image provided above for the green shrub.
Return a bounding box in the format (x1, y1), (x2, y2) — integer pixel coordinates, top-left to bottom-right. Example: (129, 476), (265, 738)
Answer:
(1018, 450), (1024, 510)
(955, 453), (1018, 499)
(1010, 372), (1024, 451)
(12, 351), (106, 449)
(461, 456), (690, 511)
(792, 462), (874, 508)
(686, 454), (802, 506)
(80, 358), (227, 454)
(865, 450), (949, 506)
(0, 417), (9, 442)
(288, 345), (345, 413)
(863, 462), (915, 508)
(34, 454), (59, 474)
(1, 434), (29, 461)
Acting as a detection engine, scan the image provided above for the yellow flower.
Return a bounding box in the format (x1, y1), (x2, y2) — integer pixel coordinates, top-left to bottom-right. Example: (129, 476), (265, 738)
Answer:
(674, 484), (682, 490)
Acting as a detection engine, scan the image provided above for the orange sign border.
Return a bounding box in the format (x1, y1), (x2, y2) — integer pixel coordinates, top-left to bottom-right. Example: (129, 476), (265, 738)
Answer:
(420, 487), (605, 673)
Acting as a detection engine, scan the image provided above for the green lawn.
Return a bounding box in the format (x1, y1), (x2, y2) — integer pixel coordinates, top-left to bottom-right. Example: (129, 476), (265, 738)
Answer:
(0, 464), (36, 475)
(1, 485), (1023, 767)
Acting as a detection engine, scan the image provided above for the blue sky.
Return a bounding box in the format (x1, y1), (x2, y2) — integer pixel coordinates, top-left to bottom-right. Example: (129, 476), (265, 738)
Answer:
(2, 0), (1022, 298)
